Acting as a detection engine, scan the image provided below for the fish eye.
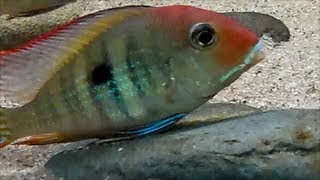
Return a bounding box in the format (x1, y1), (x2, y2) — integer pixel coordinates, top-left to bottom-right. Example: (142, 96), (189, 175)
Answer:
(190, 23), (216, 49)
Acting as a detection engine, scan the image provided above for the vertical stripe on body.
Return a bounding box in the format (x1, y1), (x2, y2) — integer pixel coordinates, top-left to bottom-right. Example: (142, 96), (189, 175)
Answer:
(88, 36), (129, 125)
(125, 36), (146, 98)
(122, 31), (175, 118)
(106, 36), (146, 120)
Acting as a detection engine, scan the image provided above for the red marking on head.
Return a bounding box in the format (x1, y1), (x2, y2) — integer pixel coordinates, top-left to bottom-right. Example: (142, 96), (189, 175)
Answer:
(153, 5), (259, 67)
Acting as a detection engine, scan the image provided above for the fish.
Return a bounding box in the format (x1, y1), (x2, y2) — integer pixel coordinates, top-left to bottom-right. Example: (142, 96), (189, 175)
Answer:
(0, 5), (265, 148)
(0, 0), (75, 18)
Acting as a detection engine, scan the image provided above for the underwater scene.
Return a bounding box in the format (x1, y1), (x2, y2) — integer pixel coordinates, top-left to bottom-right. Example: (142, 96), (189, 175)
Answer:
(0, 0), (319, 179)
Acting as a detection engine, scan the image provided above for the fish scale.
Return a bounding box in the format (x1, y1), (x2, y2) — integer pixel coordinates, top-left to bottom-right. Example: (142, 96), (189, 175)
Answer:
(108, 36), (139, 119)
(59, 59), (86, 129)
(125, 36), (146, 98)
(90, 37), (134, 125)
(68, 49), (97, 122)
(45, 39), (109, 132)
(72, 55), (102, 124)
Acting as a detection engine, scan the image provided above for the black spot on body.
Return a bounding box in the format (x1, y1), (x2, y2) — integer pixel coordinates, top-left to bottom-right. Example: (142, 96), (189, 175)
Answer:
(90, 63), (121, 98)
(89, 54), (128, 117)
(91, 63), (113, 86)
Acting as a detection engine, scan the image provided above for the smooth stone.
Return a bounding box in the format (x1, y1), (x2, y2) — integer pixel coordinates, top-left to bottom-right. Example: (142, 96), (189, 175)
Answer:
(45, 109), (320, 180)
(224, 12), (290, 42)
(178, 102), (262, 126)
(0, 3), (290, 50)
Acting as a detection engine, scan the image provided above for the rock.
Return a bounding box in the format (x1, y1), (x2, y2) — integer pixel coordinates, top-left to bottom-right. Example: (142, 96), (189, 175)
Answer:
(178, 103), (261, 126)
(0, 4), (80, 50)
(224, 12), (290, 42)
(45, 109), (320, 180)
(0, 2), (290, 50)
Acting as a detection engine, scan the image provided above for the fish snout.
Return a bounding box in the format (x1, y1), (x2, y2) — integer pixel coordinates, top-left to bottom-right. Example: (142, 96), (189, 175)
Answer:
(252, 50), (265, 65)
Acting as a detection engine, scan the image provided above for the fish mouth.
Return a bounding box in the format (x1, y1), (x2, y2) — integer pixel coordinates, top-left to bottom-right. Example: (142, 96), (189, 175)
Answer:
(252, 50), (265, 64)
(244, 39), (265, 66)
(218, 39), (265, 83)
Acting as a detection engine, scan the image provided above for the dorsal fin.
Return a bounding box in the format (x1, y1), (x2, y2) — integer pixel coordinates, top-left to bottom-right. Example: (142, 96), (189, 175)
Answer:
(0, 6), (151, 108)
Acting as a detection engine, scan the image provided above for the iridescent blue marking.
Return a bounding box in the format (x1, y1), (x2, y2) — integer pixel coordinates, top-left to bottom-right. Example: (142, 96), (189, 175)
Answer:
(120, 113), (186, 136)
(243, 39), (264, 65)
(94, 82), (118, 101)
(219, 39), (264, 83)
(93, 79), (130, 117)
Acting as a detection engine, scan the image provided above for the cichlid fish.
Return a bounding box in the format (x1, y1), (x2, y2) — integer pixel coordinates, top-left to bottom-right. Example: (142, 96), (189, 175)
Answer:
(0, 0), (75, 18)
(0, 5), (265, 148)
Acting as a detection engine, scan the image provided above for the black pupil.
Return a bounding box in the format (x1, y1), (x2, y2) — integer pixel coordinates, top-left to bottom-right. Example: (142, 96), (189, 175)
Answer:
(198, 31), (213, 45)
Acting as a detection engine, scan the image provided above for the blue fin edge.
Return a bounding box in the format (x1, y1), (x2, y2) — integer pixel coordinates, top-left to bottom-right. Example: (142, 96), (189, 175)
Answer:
(118, 113), (186, 136)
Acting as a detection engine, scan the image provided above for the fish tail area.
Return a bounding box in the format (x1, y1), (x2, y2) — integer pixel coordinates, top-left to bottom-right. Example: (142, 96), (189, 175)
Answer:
(0, 110), (14, 148)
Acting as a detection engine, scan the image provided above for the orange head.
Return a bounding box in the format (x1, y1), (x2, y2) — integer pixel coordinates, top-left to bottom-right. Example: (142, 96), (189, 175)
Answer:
(148, 5), (264, 100)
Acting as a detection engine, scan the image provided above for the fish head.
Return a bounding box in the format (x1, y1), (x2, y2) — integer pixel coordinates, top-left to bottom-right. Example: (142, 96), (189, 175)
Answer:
(153, 5), (265, 100)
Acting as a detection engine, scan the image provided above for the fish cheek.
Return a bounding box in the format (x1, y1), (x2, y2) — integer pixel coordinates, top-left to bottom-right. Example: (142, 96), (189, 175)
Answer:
(179, 50), (221, 96)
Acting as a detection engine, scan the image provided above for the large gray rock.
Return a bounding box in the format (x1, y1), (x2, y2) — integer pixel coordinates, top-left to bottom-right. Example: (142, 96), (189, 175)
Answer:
(180, 103), (261, 125)
(45, 109), (320, 180)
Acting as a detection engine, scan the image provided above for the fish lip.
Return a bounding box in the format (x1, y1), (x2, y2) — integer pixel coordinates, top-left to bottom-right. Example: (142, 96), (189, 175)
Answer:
(245, 39), (265, 65)
(252, 50), (265, 64)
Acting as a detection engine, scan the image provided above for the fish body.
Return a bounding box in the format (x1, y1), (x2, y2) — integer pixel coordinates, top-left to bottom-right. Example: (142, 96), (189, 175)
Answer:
(0, 0), (75, 17)
(0, 5), (264, 148)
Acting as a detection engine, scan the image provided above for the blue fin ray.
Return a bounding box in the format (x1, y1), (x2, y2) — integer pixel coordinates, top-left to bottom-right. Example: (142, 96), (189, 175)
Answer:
(119, 113), (186, 136)
(89, 113), (186, 146)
